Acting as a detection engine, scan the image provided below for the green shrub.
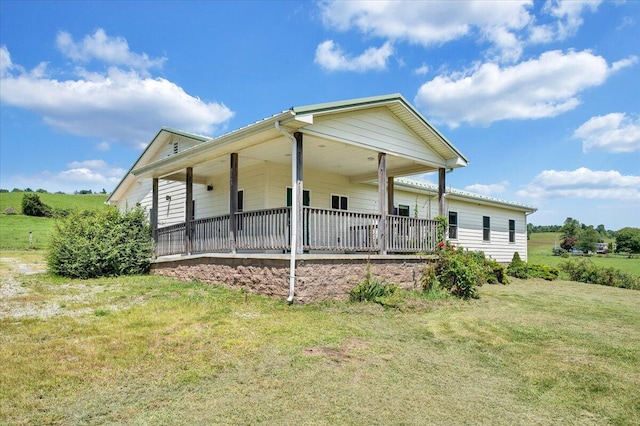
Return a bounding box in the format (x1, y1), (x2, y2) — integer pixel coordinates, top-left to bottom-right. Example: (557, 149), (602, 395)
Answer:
(434, 247), (483, 299)
(47, 206), (154, 279)
(559, 259), (640, 290)
(22, 192), (52, 217)
(527, 264), (559, 281)
(507, 252), (558, 281)
(349, 264), (399, 306)
(507, 252), (528, 279)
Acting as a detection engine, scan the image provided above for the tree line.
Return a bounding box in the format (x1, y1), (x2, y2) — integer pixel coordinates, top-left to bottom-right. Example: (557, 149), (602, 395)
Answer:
(0, 188), (108, 194)
(532, 217), (640, 255)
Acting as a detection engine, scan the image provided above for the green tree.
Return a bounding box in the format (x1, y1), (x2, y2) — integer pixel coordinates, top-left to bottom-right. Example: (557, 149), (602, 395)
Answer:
(560, 217), (581, 238)
(577, 226), (599, 253)
(596, 224), (606, 235)
(615, 227), (640, 254)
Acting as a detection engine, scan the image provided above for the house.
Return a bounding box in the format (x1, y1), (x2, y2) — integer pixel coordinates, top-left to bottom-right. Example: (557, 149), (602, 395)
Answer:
(107, 94), (535, 302)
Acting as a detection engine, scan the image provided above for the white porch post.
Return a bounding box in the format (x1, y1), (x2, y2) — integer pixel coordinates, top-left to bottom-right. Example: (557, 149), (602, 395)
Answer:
(378, 152), (387, 255)
(294, 132), (304, 254)
(151, 177), (159, 244)
(185, 167), (193, 255)
(229, 153), (238, 254)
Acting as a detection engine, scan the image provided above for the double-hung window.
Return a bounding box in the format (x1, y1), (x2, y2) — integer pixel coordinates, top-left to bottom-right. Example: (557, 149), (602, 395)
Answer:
(509, 219), (515, 243)
(449, 211), (458, 239)
(483, 216), (491, 241)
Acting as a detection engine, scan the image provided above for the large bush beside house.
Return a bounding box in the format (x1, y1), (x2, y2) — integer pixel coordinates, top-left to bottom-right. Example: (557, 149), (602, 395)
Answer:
(47, 207), (154, 279)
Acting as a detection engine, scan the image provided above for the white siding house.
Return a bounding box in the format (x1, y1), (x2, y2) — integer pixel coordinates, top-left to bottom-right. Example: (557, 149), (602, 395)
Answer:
(106, 94), (535, 301)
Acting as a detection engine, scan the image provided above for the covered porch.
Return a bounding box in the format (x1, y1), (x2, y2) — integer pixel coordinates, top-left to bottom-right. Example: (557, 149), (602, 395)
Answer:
(126, 95), (467, 260)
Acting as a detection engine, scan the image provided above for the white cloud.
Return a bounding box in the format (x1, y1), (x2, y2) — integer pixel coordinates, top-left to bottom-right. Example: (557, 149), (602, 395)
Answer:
(0, 38), (234, 148)
(6, 159), (127, 193)
(315, 40), (393, 72)
(540, 0), (601, 40)
(517, 167), (640, 200)
(56, 29), (166, 72)
(318, 1), (603, 64)
(465, 181), (509, 196)
(573, 112), (640, 153)
(414, 50), (636, 127)
(319, 0), (535, 63)
(414, 63), (429, 76)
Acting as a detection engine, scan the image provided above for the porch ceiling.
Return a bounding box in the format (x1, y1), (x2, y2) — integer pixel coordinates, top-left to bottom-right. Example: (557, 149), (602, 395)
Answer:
(161, 132), (440, 184)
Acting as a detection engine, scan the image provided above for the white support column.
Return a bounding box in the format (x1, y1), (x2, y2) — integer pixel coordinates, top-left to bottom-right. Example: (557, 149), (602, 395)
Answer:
(378, 152), (387, 255)
(185, 167), (193, 255)
(229, 153), (238, 254)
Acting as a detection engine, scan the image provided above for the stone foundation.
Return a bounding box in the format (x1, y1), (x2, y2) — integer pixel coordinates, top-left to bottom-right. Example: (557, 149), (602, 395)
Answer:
(150, 253), (435, 303)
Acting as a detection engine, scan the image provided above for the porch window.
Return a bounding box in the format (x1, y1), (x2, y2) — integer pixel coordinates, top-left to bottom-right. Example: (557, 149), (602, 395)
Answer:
(449, 211), (458, 239)
(286, 188), (310, 207)
(331, 194), (348, 211)
(398, 204), (410, 217)
(237, 189), (244, 212)
(483, 216), (490, 241)
(509, 219), (515, 243)
(237, 189), (244, 231)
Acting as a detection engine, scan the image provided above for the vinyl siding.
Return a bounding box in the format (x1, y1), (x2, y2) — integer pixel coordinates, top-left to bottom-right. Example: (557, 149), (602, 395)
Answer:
(445, 200), (528, 263)
(306, 108), (445, 166)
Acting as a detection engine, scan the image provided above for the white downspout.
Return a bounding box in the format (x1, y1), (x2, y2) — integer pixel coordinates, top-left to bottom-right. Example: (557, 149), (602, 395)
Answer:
(275, 121), (297, 303)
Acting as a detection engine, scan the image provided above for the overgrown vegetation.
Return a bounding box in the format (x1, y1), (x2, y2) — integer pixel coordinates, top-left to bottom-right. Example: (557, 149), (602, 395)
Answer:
(559, 259), (640, 290)
(349, 264), (400, 308)
(47, 207), (154, 278)
(425, 243), (508, 300)
(506, 252), (559, 281)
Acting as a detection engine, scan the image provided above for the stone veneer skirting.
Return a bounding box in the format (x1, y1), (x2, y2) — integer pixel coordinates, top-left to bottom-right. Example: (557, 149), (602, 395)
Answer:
(150, 253), (436, 303)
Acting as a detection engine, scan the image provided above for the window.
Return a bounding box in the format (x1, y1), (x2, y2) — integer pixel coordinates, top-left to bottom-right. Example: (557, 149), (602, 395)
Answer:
(509, 219), (515, 243)
(236, 190), (244, 231)
(483, 216), (490, 241)
(286, 188), (310, 207)
(331, 194), (348, 211)
(449, 211), (458, 239)
(237, 189), (244, 212)
(398, 204), (410, 217)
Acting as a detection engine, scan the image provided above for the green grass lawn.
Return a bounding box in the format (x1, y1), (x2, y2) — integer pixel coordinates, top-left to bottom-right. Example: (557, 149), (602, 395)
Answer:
(0, 191), (108, 214)
(529, 232), (640, 276)
(0, 192), (109, 249)
(1, 252), (639, 425)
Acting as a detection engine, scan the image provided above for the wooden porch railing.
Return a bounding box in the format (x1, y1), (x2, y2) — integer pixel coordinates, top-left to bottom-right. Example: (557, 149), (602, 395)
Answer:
(155, 207), (438, 255)
(302, 207), (380, 252)
(235, 207), (290, 250)
(386, 215), (438, 253)
(156, 222), (186, 256)
(190, 214), (230, 253)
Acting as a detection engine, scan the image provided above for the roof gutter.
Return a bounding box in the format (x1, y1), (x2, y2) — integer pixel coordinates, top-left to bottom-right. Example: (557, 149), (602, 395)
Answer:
(275, 120), (297, 304)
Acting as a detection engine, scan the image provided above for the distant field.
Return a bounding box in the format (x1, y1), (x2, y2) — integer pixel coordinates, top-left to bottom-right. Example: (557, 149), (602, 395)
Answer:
(0, 192), (108, 214)
(0, 192), (109, 250)
(528, 232), (640, 277)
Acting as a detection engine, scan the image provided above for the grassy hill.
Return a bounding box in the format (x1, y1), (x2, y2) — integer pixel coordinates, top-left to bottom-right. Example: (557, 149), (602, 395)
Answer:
(0, 191), (108, 214)
(528, 232), (639, 276)
(0, 192), (108, 249)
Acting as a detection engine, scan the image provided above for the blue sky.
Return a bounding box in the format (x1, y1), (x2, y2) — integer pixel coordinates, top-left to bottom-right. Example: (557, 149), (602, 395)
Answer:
(1, 0), (638, 229)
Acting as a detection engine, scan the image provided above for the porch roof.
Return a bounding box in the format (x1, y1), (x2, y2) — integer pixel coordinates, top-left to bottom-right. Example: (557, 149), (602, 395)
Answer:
(108, 94), (468, 203)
